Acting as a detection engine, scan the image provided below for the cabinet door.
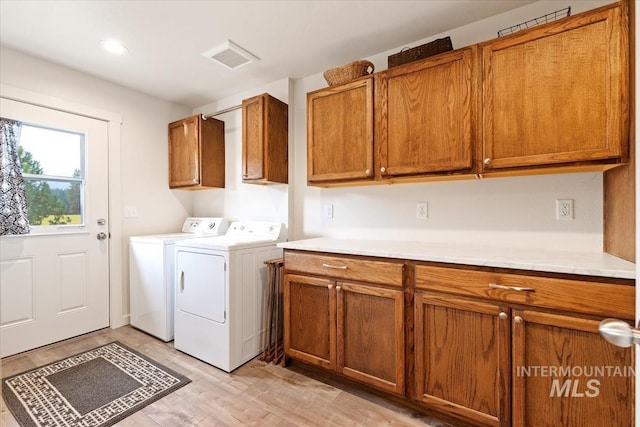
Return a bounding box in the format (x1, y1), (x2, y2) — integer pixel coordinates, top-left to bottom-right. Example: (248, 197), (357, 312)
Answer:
(482, 5), (627, 169)
(378, 48), (475, 176)
(307, 78), (374, 183)
(242, 94), (288, 184)
(336, 282), (405, 395)
(284, 274), (336, 369)
(242, 94), (265, 181)
(512, 309), (633, 427)
(415, 292), (510, 427)
(168, 116), (200, 188)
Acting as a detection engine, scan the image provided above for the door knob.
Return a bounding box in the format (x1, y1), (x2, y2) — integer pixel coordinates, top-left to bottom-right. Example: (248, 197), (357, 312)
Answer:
(599, 318), (640, 348)
(97, 232), (108, 241)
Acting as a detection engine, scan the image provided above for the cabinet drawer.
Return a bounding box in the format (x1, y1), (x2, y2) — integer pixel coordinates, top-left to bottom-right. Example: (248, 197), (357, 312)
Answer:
(285, 251), (403, 287)
(415, 265), (634, 319)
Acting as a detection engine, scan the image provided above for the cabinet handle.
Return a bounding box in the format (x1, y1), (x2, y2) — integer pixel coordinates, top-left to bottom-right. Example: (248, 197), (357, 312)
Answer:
(514, 316), (523, 324)
(380, 167), (386, 174)
(599, 318), (640, 348)
(328, 284), (334, 290)
(498, 312), (508, 320)
(322, 263), (347, 270)
(483, 157), (492, 166)
(489, 283), (535, 292)
(180, 271), (185, 293)
(365, 169), (371, 176)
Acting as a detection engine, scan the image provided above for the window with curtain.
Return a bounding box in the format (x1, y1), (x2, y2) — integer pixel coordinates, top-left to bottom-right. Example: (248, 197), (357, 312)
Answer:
(0, 117), (29, 235)
(0, 119), (86, 235)
(18, 124), (85, 227)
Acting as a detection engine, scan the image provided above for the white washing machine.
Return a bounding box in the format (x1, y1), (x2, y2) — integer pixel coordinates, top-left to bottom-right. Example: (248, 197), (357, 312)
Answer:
(129, 217), (228, 341)
(173, 221), (284, 372)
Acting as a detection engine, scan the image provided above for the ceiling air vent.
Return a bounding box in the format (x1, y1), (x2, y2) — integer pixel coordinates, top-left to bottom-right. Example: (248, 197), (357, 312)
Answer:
(201, 40), (259, 70)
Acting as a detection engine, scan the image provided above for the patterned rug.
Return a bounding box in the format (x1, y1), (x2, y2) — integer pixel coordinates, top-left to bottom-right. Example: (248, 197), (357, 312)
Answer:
(2, 342), (191, 427)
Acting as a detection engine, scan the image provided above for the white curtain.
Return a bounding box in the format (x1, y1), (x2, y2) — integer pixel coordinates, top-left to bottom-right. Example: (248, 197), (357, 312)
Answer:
(0, 117), (29, 235)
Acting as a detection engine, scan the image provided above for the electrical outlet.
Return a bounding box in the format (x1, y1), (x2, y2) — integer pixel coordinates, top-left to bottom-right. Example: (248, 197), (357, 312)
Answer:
(556, 199), (574, 220)
(324, 204), (334, 219)
(416, 202), (428, 220)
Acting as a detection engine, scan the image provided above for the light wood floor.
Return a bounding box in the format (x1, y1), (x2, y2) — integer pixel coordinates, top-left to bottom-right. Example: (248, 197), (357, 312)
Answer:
(1, 326), (454, 427)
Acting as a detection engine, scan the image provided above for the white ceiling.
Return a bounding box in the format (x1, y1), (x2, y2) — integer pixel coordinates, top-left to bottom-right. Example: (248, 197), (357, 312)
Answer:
(0, 1), (534, 108)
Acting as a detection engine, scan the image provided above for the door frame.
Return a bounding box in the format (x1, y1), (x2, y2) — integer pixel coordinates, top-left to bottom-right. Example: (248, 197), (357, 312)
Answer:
(0, 83), (125, 329)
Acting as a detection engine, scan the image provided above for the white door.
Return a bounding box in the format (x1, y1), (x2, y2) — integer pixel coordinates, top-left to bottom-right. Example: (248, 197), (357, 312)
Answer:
(0, 98), (110, 357)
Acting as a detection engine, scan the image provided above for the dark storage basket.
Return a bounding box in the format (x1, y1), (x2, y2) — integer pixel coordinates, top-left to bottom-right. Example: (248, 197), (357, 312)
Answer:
(388, 36), (453, 68)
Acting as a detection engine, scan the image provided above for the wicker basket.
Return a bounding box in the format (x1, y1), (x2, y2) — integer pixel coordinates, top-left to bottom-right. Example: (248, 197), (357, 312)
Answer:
(323, 60), (375, 86)
(387, 37), (453, 68)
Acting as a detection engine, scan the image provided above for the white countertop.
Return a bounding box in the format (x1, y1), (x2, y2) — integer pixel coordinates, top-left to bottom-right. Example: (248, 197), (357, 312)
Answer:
(278, 238), (636, 280)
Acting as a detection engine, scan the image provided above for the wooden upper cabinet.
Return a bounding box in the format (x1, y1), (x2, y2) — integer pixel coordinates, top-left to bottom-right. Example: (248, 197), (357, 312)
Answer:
(307, 77), (374, 183)
(377, 47), (476, 177)
(168, 114), (225, 189)
(242, 93), (289, 184)
(482, 3), (628, 170)
(512, 310), (633, 427)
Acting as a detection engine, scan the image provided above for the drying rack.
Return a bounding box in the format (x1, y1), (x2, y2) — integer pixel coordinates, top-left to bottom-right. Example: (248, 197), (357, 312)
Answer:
(259, 258), (285, 365)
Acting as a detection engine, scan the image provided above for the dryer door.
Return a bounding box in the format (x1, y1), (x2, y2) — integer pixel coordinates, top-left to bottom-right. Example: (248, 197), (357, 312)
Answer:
(176, 250), (226, 323)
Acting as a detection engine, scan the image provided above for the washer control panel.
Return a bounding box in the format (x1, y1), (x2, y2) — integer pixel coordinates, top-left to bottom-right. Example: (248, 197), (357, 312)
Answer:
(181, 217), (229, 235)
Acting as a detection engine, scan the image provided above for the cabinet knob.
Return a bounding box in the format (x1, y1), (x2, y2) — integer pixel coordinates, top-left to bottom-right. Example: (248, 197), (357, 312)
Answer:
(483, 158), (492, 166)
(328, 284), (334, 290)
(498, 312), (508, 320)
(336, 285), (341, 292)
(365, 169), (371, 176)
(380, 167), (386, 174)
(514, 316), (523, 324)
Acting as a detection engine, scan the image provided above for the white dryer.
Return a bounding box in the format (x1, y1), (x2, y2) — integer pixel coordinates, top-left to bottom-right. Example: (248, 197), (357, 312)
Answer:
(129, 217), (228, 341)
(173, 221), (283, 372)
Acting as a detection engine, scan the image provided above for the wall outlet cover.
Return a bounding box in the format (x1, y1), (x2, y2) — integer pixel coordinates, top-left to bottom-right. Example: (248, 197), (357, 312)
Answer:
(416, 202), (428, 220)
(556, 199), (574, 220)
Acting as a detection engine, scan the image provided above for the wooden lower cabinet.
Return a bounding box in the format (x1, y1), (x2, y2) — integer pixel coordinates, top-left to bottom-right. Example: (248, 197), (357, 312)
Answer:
(284, 274), (336, 370)
(512, 309), (634, 427)
(337, 283), (405, 395)
(414, 291), (510, 427)
(284, 273), (405, 395)
(284, 252), (634, 427)
(415, 293), (634, 427)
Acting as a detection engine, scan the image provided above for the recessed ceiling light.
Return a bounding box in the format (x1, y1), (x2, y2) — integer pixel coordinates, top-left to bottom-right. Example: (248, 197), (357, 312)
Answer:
(100, 39), (128, 55)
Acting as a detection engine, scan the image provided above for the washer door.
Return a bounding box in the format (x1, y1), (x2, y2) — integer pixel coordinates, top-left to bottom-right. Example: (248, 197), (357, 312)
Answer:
(175, 250), (226, 323)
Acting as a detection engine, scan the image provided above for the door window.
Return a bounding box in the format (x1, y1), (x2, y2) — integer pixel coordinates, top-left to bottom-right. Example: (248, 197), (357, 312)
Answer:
(17, 124), (85, 228)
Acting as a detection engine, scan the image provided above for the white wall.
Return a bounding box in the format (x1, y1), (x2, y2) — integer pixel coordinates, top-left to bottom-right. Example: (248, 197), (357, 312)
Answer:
(290, 0), (612, 251)
(191, 79), (290, 235)
(0, 46), (193, 323)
